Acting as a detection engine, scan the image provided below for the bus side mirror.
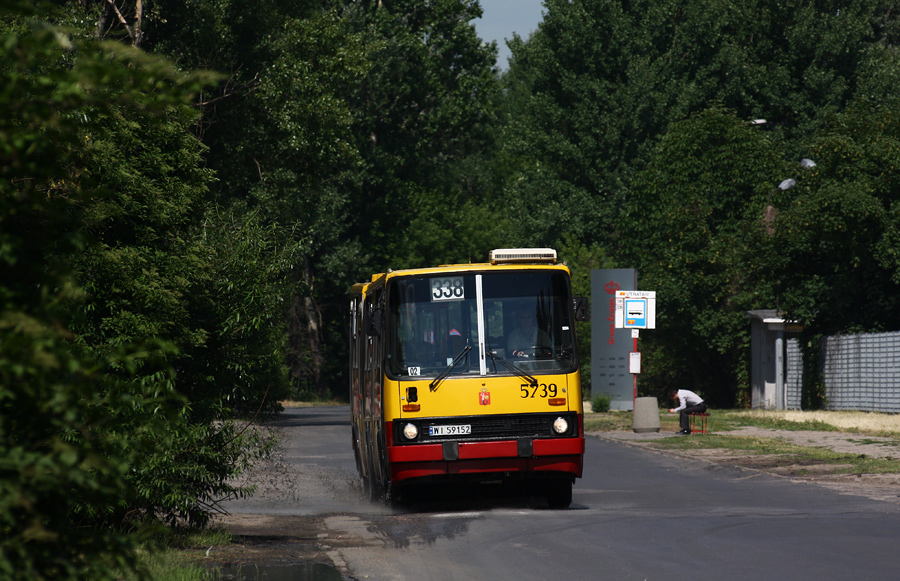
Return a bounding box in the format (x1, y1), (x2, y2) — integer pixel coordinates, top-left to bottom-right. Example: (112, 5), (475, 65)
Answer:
(574, 297), (590, 322)
(367, 308), (383, 337)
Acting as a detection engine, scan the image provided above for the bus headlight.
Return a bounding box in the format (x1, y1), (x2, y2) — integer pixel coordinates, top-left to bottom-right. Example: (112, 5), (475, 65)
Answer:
(552, 417), (569, 435)
(402, 423), (419, 440)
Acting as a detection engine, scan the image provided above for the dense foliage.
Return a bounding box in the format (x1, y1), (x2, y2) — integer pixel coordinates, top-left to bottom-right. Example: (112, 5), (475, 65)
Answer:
(1, 5), (194, 578)
(143, 0), (373, 398)
(322, 0), (506, 394)
(5, 0), (900, 576)
(1, 1), (284, 577)
(503, 0), (900, 405)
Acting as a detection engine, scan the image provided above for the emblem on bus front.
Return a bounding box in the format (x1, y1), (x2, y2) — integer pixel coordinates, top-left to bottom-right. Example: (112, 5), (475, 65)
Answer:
(479, 390), (491, 406)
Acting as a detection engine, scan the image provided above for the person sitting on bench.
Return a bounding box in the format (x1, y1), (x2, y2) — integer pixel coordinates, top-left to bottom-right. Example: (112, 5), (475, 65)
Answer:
(668, 388), (707, 435)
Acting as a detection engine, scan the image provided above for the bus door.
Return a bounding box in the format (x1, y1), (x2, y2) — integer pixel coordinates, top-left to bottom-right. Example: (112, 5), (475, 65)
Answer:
(350, 295), (362, 474)
(364, 286), (387, 487)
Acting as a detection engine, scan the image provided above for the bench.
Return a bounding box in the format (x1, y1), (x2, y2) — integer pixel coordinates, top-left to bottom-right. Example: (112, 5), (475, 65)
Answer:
(689, 412), (710, 435)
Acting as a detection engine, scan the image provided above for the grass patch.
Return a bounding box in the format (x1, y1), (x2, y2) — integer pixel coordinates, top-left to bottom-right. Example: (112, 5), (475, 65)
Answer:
(131, 527), (232, 581)
(644, 434), (900, 475)
(280, 399), (346, 408)
(136, 550), (208, 581)
(583, 411), (633, 432)
(838, 457), (900, 475)
(713, 409), (900, 435)
(649, 434), (823, 454)
(583, 409), (683, 433)
(584, 407), (900, 477)
(710, 410), (841, 432)
(847, 437), (900, 448)
(584, 408), (900, 435)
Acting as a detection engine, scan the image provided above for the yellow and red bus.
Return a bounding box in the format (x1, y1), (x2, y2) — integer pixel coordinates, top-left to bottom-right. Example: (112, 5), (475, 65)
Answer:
(350, 249), (588, 507)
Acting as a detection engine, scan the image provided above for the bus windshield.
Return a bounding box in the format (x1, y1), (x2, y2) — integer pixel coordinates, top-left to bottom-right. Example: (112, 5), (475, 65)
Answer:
(385, 270), (577, 378)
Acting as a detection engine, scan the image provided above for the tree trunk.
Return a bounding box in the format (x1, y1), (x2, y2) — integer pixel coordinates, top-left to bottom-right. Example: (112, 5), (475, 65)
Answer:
(289, 261), (326, 398)
(96, 0), (143, 47)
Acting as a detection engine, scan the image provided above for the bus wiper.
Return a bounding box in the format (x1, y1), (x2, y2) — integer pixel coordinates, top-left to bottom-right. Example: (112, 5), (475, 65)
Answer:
(429, 344), (472, 392)
(488, 350), (537, 387)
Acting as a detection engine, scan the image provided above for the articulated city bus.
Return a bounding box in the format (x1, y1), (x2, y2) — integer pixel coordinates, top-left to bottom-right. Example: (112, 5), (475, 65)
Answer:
(349, 249), (588, 507)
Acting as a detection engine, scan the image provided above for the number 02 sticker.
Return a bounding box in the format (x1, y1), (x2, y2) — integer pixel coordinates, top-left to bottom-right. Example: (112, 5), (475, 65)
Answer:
(430, 277), (465, 302)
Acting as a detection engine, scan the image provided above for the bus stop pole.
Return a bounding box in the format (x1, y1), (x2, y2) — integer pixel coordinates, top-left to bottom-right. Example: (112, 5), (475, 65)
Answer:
(632, 333), (638, 409)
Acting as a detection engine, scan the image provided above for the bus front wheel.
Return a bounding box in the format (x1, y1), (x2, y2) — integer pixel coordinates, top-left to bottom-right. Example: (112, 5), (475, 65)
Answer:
(546, 479), (572, 509)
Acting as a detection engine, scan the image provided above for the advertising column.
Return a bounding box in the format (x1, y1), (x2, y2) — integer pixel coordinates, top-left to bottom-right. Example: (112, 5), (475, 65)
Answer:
(590, 269), (636, 411)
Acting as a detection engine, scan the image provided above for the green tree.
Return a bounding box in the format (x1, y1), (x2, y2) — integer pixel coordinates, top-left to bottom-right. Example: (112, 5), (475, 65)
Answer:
(501, 0), (900, 248)
(765, 44), (900, 337)
(2, 9), (300, 575)
(500, 0), (900, 407)
(623, 107), (790, 405)
(140, 0), (372, 398)
(280, 0), (505, 397)
(139, 1), (506, 399)
(68, 96), (288, 525)
(49, 0), (303, 523)
(337, 0), (502, 269)
(754, 45), (900, 408)
(0, 3), (210, 576)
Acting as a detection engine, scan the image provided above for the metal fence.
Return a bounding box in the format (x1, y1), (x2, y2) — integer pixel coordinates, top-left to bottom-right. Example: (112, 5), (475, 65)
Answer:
(785, 331), (900, 413)
(786, 338), (802, 410)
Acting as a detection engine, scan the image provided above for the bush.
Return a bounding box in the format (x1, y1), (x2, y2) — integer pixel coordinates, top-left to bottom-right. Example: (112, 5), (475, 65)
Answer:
(591, 393), (612, 413)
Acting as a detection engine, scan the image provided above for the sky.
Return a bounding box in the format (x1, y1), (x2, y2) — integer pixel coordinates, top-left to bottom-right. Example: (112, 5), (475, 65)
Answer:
(473, 0), (546, 69)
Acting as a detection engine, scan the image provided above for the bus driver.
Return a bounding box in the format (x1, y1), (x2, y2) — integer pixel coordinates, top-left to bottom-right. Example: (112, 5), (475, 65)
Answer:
(508, 308), (551, 358)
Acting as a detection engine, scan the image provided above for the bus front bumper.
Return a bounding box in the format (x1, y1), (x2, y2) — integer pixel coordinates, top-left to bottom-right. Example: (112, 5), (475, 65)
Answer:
(387, 436), (585, 483)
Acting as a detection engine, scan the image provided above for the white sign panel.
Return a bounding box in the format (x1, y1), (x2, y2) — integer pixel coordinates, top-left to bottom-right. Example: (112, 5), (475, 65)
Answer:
(629, 351), (642, 374)
(615, 290), (656, 329)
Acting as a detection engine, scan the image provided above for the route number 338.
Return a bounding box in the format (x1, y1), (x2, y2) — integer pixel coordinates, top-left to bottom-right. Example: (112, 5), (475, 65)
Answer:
(431, 277), (465, 302)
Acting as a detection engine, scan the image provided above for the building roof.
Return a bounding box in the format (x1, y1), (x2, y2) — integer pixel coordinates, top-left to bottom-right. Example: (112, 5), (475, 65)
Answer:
(745, 310), (803, 331)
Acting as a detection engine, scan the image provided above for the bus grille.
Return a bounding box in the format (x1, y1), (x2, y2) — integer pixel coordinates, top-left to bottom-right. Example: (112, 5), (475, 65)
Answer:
(394, 412), (578, 444)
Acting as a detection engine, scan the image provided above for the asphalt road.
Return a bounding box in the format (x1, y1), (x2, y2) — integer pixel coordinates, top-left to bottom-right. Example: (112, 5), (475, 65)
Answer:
(220, 406), (900, 580)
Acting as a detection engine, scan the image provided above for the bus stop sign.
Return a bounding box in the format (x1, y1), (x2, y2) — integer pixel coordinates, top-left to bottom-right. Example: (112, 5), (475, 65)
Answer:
(615, 291), (656, 329)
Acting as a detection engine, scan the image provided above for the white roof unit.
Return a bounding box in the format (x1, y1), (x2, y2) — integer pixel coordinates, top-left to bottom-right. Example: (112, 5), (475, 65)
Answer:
(489, 248), (557, 265)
